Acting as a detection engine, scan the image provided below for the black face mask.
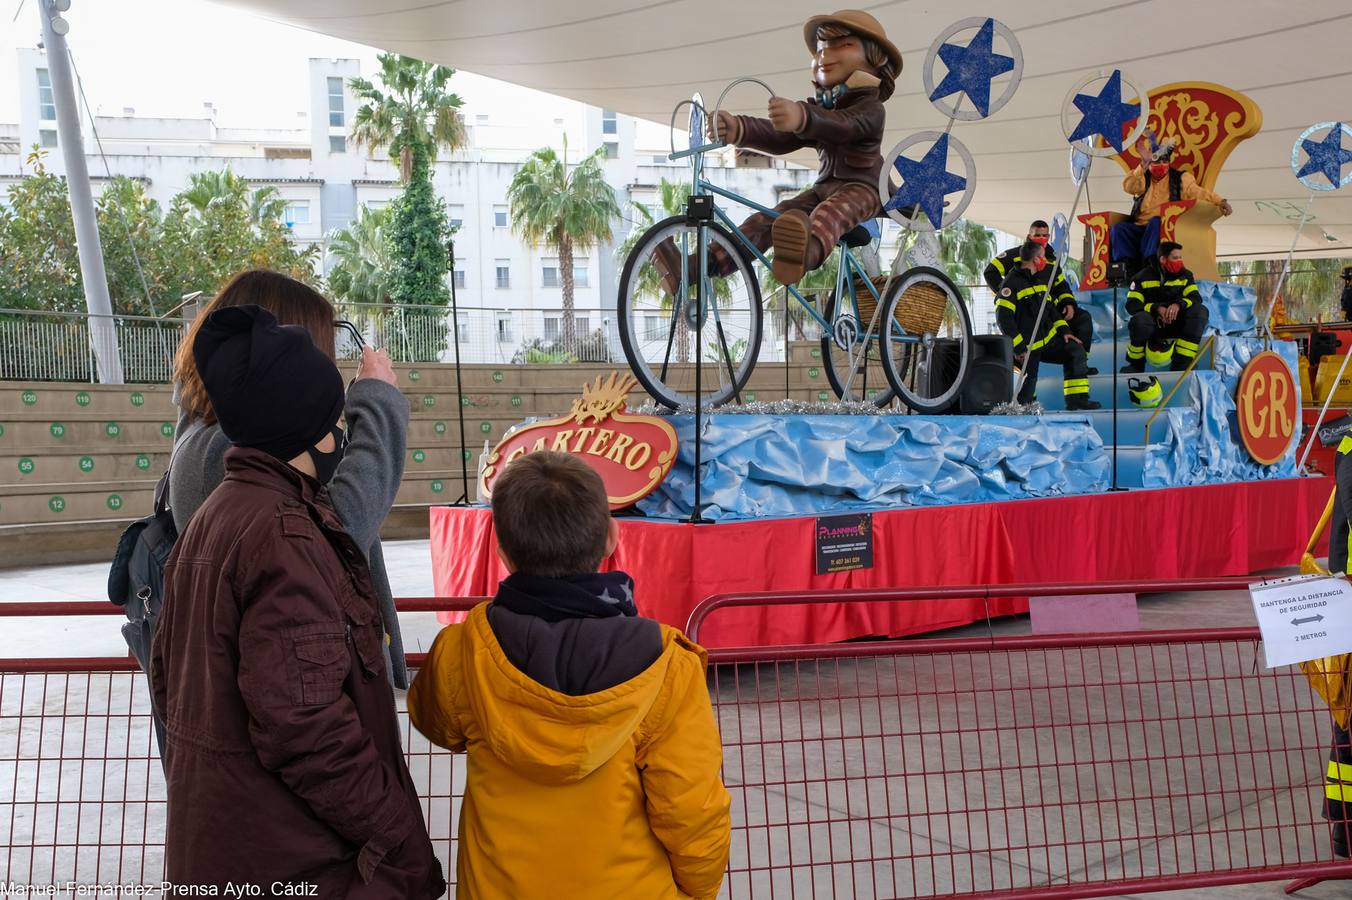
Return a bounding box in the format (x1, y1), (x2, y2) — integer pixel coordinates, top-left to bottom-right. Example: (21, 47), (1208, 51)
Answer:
(307, 425), (346, 485)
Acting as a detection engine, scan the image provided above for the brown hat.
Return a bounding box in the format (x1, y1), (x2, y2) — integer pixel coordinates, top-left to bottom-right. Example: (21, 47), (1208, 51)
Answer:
(803, 10), (903, 75)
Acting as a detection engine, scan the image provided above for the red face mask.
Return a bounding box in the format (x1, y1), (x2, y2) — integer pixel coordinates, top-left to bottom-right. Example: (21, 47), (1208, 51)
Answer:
(1149, 162), (1169, 179)
(1032, 257), (1048, 272)
(1030, 235), (1050, 246)
(1162, 257), (1184, 274)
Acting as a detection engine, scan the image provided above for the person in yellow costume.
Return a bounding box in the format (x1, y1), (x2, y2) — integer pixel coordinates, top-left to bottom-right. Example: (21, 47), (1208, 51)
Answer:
(408, 451), (731, 900)
(1110, 133), (1234, 275)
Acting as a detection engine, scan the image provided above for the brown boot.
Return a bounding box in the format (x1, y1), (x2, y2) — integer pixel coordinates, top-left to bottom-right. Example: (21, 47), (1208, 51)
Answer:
(771, 210), (811, 285)
(650, 238), (684, 298)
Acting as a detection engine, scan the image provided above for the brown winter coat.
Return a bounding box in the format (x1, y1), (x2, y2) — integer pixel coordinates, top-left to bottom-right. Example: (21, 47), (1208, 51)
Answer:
(151, 447), (445, 898)
(733, 74), (886, 192)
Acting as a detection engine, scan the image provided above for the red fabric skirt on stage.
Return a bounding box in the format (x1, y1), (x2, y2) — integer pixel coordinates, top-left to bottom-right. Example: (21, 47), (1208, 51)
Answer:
(430, 478), (1331, 648)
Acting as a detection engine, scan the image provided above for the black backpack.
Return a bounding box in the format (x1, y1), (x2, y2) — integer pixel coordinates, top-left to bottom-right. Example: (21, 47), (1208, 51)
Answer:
(108, 469), (176, 757)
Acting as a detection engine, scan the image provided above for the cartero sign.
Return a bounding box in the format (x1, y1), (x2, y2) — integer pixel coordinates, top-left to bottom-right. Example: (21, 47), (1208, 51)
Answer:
(1237, 351), (1298, 465)
(478, 372), (678, 509)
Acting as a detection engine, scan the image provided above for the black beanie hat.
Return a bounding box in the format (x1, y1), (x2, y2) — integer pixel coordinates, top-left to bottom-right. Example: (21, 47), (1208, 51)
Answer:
(193, 305), (344, 462)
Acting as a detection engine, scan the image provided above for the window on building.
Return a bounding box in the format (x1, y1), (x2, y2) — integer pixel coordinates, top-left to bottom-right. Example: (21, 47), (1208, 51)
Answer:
(37, 69), (55, 121)
(449, 205), (464, 229)
(452, 269), (466, 290)
(542, 261), (559, 288)
(283, 202), (311, 226)
(496, 313), (513, 343)
(327, 77), (344, 128)
(493, 205), (508, 228)
(329, 135), (346, 154)
(575, 265), (590, 288)
(543, 316), (560, 341)
(602, 109), (617, 135)
(364, 199), (389, 211)
(455, 312), (470, 343)
(603, 142), (618, 160)
(495, 259), (510, 289)
(476, 114), (489, 125)
(576, 316), (590, 335)
(39, 129), (57, 148)
(643, 315), (666, 343)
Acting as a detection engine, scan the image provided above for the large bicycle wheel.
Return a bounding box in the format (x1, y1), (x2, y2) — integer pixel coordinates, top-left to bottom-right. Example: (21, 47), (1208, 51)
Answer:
(879, 266), (973, 412)
(617, 216), (763, 409)
(821, 288), (895, 406)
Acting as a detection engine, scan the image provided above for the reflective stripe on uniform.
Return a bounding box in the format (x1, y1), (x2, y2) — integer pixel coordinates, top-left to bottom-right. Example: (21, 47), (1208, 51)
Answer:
(996, 298), (1017, 311)
(1012, 333), (1024, 348)
(1329, 760), (1352, 782)
(1063, 378), (1090, 396)
(1340, 435), (1352, 455)
(1327, 782), (1352, 802)
(1139, 280), (1161, 288)
(1175, 338), (1200, 358)
(1146, 344), (1174, 366)
(991, 256), (1008, 275)
(1016, 284), (1049, 300)
(1126, 343), (1146, 360)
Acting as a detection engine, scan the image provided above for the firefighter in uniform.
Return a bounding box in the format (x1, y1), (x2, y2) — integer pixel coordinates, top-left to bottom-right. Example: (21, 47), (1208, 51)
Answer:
(1326, 432), (1352, 858)
(997, 240), (1101, 410)
(1120, 241), (1210, 373)
(985, 219), (1096, 373)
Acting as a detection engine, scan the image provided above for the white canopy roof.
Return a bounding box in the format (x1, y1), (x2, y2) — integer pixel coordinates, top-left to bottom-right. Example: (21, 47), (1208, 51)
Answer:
(219, 0), (1352, 259)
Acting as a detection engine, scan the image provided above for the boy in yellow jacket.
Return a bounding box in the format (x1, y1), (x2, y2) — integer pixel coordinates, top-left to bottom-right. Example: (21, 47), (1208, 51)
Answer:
(408, 451), (731, 899)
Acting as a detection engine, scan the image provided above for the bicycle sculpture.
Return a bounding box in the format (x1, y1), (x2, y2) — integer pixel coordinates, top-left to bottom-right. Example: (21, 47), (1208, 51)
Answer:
(617, 15), (1024, 412)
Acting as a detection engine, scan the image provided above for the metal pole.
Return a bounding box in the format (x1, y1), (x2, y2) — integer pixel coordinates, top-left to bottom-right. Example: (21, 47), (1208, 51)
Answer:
(689, 220), (707, 524)
(447, 238), (470, 505)
(39, 0), (123, 384)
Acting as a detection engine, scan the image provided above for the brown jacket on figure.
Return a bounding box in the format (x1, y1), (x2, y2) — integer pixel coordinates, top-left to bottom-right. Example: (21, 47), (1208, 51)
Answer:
(729, 70), (886, 192)
(152, 447), (445, 898)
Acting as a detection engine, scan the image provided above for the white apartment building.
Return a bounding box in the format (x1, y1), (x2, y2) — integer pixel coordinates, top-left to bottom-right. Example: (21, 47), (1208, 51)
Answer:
(2, 50), (835, 363)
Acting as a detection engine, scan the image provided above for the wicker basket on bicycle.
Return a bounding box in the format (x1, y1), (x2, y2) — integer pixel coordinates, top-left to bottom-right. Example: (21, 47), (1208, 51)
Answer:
(851, 274), (948, 336)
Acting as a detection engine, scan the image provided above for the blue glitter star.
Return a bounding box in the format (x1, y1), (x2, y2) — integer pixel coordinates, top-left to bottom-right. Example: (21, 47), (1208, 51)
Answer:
(884, 133), (968, 226)
(928, 18), (1015, 118)
(1296, 124), (1352, 188)
(1067, 70), (1139, 152)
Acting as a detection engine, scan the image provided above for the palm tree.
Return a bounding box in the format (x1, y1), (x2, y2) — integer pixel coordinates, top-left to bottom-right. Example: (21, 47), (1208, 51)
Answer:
(937, 218), (998, 300)
(1222, 257), (1349, 323)
(327, 205), (392, 307)
(349, 53), (467, 183)
(179, 170), (285, 228)
(508, 140), (621, 350)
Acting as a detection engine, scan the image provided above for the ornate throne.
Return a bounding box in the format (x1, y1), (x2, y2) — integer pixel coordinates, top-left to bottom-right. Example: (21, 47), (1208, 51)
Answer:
(1078, 81), (1263, 289)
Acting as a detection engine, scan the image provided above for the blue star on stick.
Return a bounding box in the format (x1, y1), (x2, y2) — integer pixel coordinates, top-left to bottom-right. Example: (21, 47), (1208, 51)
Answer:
(884, 133), (967, 226)
(929, 18), (1015, 118)
(1297, 124), (1352, 188)
(1067, 69), (1139, 152)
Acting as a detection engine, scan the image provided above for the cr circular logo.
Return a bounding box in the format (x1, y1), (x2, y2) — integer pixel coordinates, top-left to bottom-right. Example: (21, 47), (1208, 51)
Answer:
(423, 395), (436, 408)
(412, 450), (426, 464)
(105, 423), (121, 438)
(480, 422), (492, 434)
(1237, 351), (1298, 465)
(78, 456), (95, 473)
(160, 423), (174, 438)
(75, 392), (91, 407)
(130, 392), (145, 407)
(48, 496), (66, 514)
(106, 494), (123, 511)
(431, 480), (444, 494)
(21, 390), (37, 406)
(434, 421), (447, 435)
(50, 423), (65, 439)
(18, 457), (34, 475)
(136, 454), (151, 471)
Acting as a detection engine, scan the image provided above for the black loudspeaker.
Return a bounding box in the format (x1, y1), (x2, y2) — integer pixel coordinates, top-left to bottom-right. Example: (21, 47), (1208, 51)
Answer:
(922, 335), (1014, 415)
(959, 334), (1014, 414)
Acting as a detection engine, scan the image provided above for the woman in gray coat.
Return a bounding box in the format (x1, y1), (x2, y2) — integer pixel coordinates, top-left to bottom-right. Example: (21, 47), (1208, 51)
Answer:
(167, 269), (412, 687)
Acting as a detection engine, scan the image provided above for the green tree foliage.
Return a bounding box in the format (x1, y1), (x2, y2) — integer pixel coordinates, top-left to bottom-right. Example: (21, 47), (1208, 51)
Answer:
(1220, 257), (1350, 323)
(509, 142), (620, 349)
(0, 150), (315, 315)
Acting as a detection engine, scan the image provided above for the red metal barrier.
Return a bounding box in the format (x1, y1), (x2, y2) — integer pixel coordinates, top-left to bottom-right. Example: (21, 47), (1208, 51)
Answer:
(4, 584), (1352, 898)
